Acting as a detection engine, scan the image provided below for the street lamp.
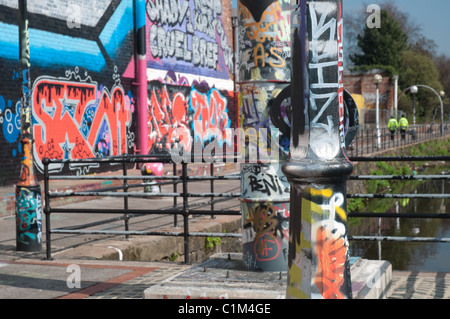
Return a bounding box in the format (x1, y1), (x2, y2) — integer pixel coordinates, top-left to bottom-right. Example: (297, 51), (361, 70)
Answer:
(410, 85), (418, 126)
(393, 75), (399, 119)
(373, 74), (382, 148)
(440, 91), (446, 135)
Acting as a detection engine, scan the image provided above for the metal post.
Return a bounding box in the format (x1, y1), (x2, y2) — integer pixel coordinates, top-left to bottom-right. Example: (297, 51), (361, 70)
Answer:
(237, 0), (292, 272)
(135, 0), (149, 156)
(16, 0), (43, 252)
(283, 0), (357, 299)
(122, 159), (130, 239)
(210, 163), (215, 219)
(182, 162), (189, 263)
(393, 75), (398, 120)
(43, 158), (52, 260)
(375, 82), (381, 149)
(173, 162), (178, 227)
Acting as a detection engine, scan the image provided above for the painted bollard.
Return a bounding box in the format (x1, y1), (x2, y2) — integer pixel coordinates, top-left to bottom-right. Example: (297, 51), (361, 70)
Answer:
(237, 0), (292, 271)
(283, 0), (358, 298)
(16, 138), (43, 252)
(241, 164), (290, 271)
(16, 0), (43, 252)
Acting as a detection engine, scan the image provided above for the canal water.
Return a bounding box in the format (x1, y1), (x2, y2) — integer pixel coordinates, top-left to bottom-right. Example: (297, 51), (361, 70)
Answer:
(348, 173), (450, 272)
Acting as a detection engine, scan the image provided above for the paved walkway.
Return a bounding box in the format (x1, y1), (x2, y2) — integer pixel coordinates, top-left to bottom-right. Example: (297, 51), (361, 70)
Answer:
(2, 255), (450, 299)
(1, 160), (450, 299)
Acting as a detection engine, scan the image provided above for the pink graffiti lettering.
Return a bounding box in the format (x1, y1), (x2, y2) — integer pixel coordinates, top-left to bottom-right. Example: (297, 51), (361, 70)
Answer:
(148, 85), (192, 152)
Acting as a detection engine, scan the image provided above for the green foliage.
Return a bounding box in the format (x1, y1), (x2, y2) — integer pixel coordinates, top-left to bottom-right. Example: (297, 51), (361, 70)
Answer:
(347, 198), (365, 213)
(398, 50), (444, 123)
(169, 251), (180, 261)
(205, 236), (222, 250)
(350, 10), (408, 72)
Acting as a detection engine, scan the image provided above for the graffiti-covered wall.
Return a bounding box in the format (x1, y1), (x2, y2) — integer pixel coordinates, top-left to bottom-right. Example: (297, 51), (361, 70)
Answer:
(0, 0), (137, 184)
(145, 0), (237, 155)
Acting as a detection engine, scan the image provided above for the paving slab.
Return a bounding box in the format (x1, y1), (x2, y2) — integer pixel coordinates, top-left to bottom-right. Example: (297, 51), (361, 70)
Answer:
(143, 253), (392, 299)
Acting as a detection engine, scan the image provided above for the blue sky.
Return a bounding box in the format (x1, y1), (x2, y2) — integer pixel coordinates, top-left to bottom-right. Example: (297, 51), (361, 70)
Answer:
(344, 0), (450, 57)
(232, 0), (450, 57)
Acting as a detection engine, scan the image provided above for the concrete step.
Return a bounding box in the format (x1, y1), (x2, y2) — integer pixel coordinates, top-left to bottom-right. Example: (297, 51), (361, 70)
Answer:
(143, 253), (392, 299)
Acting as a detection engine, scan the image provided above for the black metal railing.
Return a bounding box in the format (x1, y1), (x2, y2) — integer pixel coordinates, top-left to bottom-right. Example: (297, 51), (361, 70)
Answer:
(347, 155), (450, 243)
(43, 154), (241, 263)
(42, 133), (450, 263)
(347, 124), (448, 157)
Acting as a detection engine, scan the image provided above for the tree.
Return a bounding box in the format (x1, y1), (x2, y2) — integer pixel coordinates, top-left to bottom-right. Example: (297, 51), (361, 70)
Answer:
(350, 10), (408, 72)
(398, 50), (444, 123)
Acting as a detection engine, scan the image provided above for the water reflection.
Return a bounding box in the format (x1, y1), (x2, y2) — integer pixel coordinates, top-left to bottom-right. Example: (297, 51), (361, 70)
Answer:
(349, 175), (450, 272)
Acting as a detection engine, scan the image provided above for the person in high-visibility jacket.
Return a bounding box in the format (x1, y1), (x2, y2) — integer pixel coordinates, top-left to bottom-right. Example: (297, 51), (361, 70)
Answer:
(399, 115), (409, 140)
(388, 116), (398, 141)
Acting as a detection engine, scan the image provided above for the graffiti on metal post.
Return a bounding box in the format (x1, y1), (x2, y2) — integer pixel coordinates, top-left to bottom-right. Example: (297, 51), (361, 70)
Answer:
(16, 187), (42, 248)
(242, 201), (289, 269)
(288, 186), (350, 299)
(307, 1), (343, 160)
(238, 0), (291, 81)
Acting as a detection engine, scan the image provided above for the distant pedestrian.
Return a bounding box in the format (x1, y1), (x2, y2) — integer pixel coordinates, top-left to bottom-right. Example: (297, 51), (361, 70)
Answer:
(399, 115), (409, 140)
(388, 116), (398, 141)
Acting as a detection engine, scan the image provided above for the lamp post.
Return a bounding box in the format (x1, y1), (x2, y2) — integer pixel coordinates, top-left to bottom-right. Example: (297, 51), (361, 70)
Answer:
(16, 0), (42, 252)
(410, 85), (418, 126)
(440, 91), (446, 135)
(393, 75), (398, 120)
(373, 74), (382, 149)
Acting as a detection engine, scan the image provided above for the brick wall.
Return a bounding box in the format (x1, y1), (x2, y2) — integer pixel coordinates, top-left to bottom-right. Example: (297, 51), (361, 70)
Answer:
(344, 70), (394, 111)
(0, 0), (137, 186)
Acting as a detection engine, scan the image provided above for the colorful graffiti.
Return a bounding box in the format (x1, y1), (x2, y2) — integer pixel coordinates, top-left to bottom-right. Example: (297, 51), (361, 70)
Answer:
(241, 163), (290, 271)
(31, 69), (135, 173)
(238, 0), (291, 81)
(307, 1), (344, 160)
(146, 0), (233, 79)
(15, 186), (42, 250)
(147, 82), (235, 154)
(0, 0), (136, 186)
(242, 200), (289, 271)
(240, 83), (290, 158)
(287, 184), (351, 299)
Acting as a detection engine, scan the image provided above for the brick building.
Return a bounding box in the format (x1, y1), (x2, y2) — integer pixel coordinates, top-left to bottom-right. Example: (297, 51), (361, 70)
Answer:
(344, 69), (395, 127)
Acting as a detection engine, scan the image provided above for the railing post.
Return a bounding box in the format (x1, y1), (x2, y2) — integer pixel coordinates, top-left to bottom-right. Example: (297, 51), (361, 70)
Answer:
(182, 162), (189, 264)
(283, 0), (355, 299)
(43, 158), (52, 260)
(122, 158), (130, 239)
(210, 163), (215, 219)
(15, 0), (43, 252)
(173, 162), (178, 227)
(237, 0), (292, 272)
